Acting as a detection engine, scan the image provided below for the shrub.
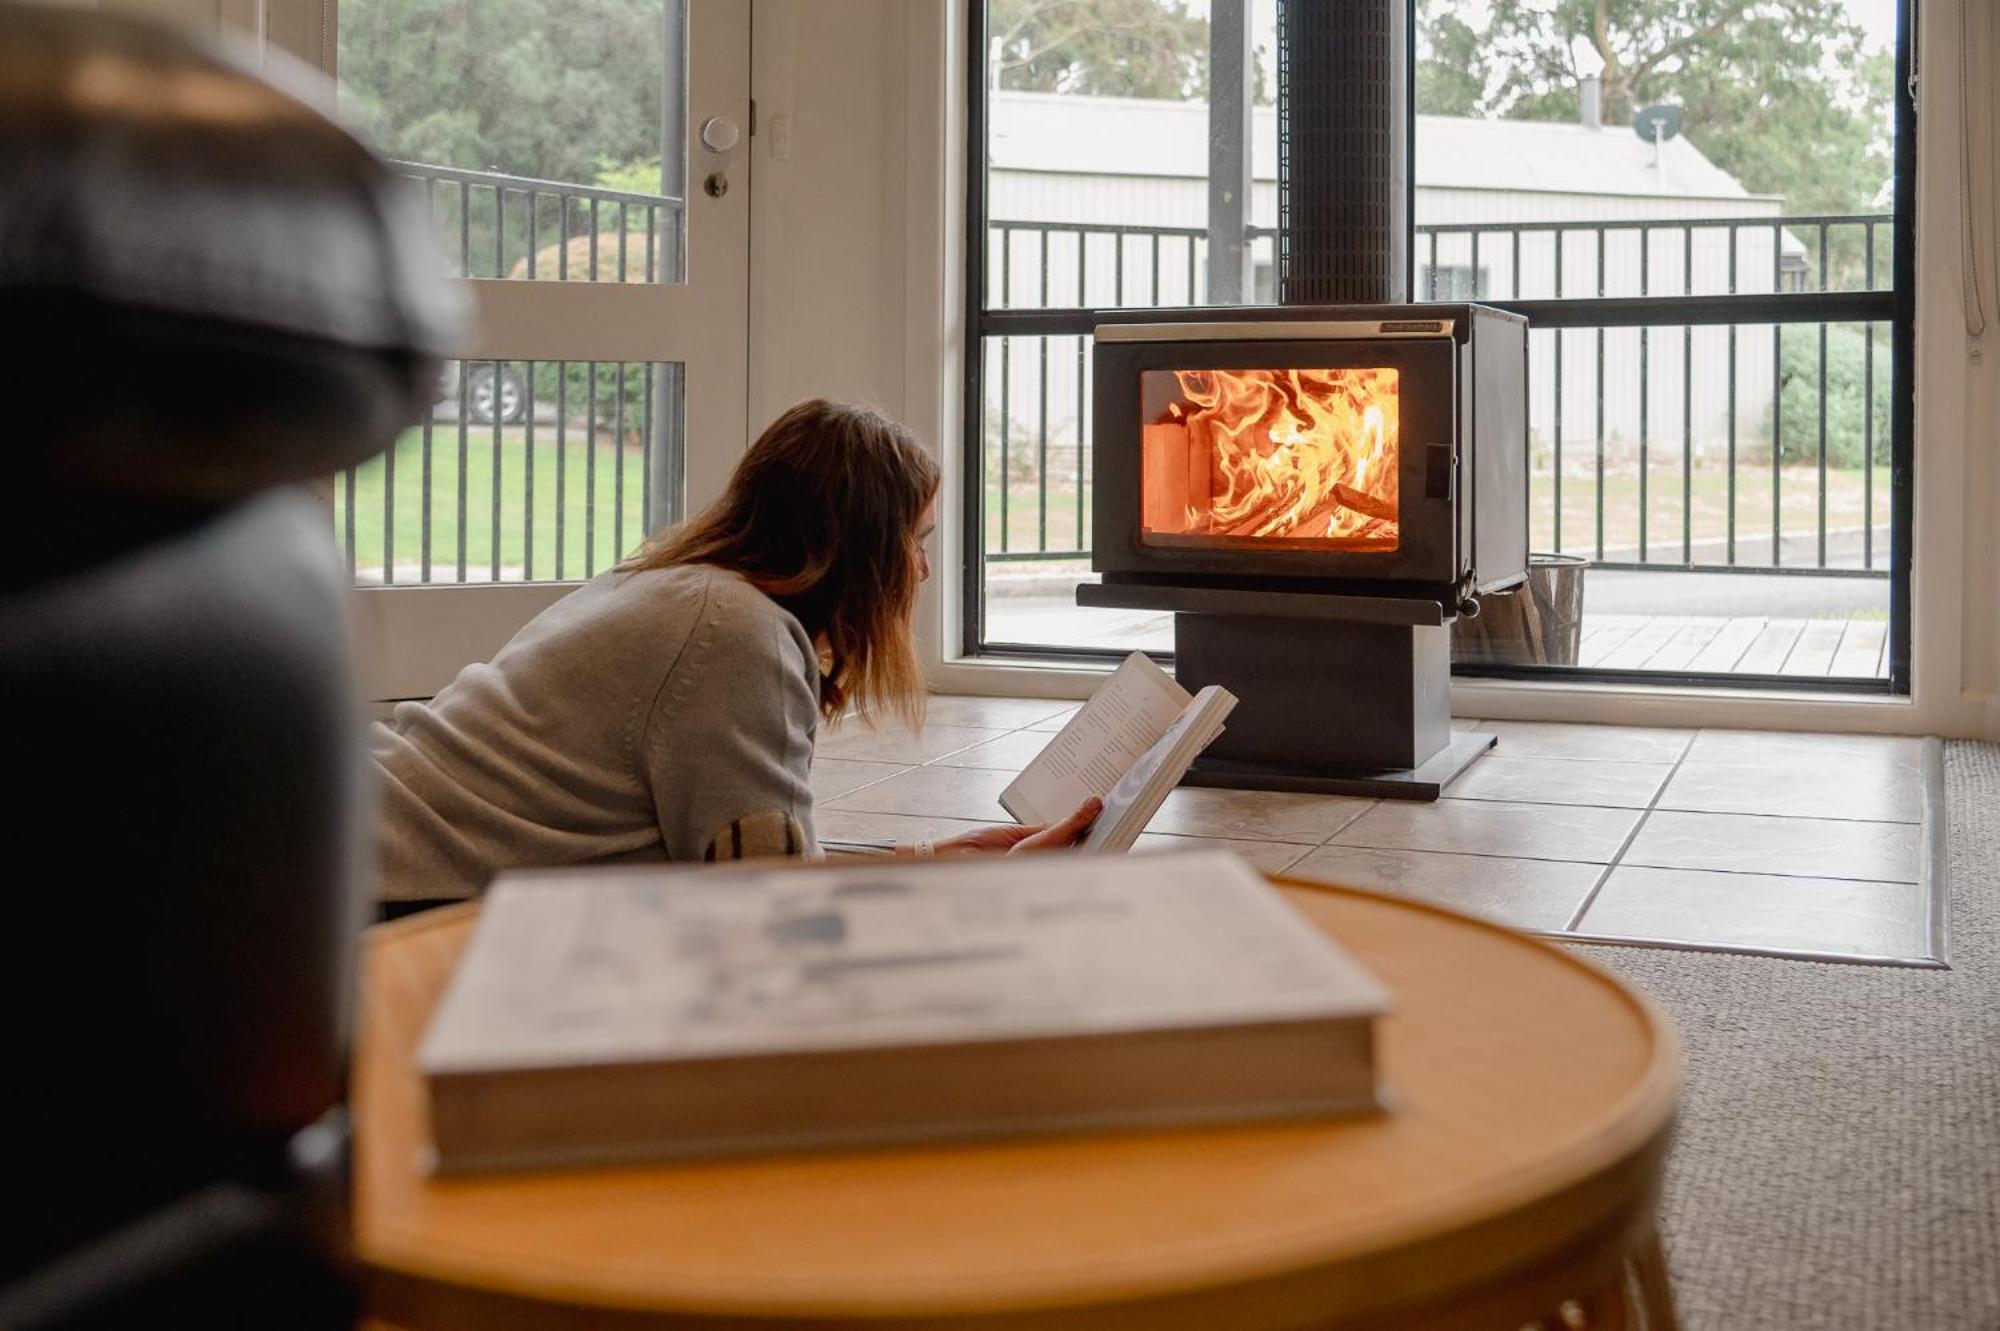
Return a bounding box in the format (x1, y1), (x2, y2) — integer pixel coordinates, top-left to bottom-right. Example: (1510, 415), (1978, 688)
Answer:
(1777, 324), (1890, 468)
(529, 362), (661, 438)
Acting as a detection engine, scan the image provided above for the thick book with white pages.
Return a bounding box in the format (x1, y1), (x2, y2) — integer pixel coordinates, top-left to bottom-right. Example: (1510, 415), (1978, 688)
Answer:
(999, 652), (1236, 851)
(418, 848), (1390, 1173)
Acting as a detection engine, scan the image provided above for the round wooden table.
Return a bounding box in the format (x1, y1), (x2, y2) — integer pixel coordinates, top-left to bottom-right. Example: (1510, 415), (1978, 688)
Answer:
(354, 879), (1680, 1331)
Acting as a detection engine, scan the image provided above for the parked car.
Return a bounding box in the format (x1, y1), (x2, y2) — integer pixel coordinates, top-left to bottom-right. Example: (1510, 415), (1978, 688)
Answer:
(437, 361), (526, 425)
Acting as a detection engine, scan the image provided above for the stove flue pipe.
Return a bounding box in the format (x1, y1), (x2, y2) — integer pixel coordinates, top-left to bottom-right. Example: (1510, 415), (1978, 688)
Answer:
(1277, 0), (1412, 305)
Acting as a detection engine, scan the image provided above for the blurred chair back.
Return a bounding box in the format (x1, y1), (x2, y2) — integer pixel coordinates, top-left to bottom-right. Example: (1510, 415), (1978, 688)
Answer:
(0, 5), (463, 1324)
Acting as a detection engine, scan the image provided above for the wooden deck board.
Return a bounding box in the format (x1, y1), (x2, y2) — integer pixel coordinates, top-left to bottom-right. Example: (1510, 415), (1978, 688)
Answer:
(1595, 617), (1689, 670)
(1830, 619), (1889, 677)
(1562, 614), (1887, 679)
(1641, 617), (1730, 672)
(1733, 619), (1811, 674)
(987, 605), (1889, 680)
(1686, 618), (1769, 673)
(1576, 617), (1647, 666)
(1776, 619), (1849, 675)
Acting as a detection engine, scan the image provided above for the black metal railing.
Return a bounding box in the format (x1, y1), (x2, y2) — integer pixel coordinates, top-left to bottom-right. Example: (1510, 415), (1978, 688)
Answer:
(389, 160), (686, 284)
(332, 163), (689, 587)
(978, 213), (1895, 580)
(333, 358), (682, 586)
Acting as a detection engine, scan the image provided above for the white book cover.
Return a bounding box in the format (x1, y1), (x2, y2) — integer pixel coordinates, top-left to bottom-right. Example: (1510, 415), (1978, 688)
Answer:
(419, 849), (1389, 1075)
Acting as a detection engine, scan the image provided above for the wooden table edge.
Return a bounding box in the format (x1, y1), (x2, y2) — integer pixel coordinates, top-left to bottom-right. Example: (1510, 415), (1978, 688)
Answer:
(355, 872), (1682, 1324)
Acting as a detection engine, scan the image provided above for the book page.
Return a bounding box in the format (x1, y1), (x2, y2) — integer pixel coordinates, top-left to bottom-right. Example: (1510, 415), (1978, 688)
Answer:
(1082, 686), (1236, 852)
(999, 653), (1190, 825)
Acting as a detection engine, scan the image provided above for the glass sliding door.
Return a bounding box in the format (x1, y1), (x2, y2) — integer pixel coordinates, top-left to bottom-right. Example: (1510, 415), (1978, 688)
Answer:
(963, 0), (1912, 694)
(1414, 0), (1909, 690)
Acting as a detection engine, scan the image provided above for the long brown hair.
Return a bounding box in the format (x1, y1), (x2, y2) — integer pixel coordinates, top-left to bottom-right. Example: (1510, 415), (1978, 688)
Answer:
(621, 399), (939, 727)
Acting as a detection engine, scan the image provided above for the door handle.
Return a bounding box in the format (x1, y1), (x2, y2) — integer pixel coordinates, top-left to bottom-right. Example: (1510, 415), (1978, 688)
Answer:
(699, 116), (740, 154)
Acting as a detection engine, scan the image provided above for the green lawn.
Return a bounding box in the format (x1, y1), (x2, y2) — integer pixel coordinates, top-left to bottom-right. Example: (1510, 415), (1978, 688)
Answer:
(1532, 462), (1894, 560)
(333, 424), (651, 581)
(982, 463), (1894, 562)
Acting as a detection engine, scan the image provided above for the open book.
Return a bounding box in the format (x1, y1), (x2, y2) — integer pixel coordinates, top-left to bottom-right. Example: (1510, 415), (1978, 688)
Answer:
(1000, 653), (1236, 852)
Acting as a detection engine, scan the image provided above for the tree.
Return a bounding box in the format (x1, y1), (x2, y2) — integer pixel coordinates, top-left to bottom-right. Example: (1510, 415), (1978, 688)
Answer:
(337, 0), (662, 186)
(989, 0), (1214, 101)
(1415, 0), (1893, 217)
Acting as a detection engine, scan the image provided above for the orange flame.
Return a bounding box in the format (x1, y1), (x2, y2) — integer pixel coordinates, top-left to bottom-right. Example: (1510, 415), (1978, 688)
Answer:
(1161, 368), (1399, 546)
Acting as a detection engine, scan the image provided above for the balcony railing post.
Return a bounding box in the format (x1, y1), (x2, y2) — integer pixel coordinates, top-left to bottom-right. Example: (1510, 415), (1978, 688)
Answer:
(525, 361), (536, 579)
(1639, 227), (1650, 563)
(1818, 224), (1831, 568)
(1595, 232), (1606, 561)
(491, 361), (503, 581)
(1772, 224), (1783, 566)
(1683, 227), (1694, 564)
(383, 402), (396, 585)
(1866, 232), (1878, 570)
(1728, 225), (1739, 565)
(1553, 229), (1564, 553)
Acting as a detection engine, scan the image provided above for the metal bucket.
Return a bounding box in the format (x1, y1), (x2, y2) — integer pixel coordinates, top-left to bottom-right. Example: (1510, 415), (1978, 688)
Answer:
(1453, 553), (1588, 666)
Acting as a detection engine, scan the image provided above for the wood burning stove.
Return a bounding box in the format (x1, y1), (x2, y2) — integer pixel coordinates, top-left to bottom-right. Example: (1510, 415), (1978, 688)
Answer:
(1080, 303), (1529, 798)
(1093, 304), (1527, 601)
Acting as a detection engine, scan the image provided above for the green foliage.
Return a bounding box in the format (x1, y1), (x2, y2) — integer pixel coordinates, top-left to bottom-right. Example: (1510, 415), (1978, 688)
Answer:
(1415, 9), (1487, 117)
(594, 156), (665, 197)
(528, 362), (658, 436)
(338, 0), (663, 183)
(1414, 0), (1893, 216)
(989, 0), (1215, 101)
(1775, 324), (1890, 467)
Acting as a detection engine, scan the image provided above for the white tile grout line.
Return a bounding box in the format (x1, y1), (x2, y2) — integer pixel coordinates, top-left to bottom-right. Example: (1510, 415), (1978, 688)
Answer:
(1312, 799), (1380, 847)
(814, 764), (923, 805)
(1558, 725), (1701, 933)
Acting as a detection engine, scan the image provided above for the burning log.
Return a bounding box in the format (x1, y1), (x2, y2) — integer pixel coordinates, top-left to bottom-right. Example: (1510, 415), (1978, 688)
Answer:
(1142, 423), (1191, 533)
(1332, 483), (1396, 522)
(1142, 421), (1214, 535)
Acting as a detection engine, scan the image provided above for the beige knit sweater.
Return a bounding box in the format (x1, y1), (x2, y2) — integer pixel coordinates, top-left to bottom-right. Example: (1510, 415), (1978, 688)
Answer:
(369, 564), (821, 900)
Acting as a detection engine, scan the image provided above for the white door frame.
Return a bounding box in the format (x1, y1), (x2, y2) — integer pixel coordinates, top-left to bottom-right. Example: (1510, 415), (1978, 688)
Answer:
(271, 0), (754, 699)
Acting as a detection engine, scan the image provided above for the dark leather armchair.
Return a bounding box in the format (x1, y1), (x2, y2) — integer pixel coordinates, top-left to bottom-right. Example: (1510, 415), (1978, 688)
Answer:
(0, 6), (463, 1325)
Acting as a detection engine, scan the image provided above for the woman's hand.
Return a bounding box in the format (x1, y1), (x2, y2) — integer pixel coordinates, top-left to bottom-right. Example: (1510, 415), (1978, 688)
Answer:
(929, 797), (1103, 856)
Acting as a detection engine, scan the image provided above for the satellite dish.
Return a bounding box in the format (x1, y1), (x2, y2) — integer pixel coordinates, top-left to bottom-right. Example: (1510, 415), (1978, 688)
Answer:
(1633, 104), (1683, 143)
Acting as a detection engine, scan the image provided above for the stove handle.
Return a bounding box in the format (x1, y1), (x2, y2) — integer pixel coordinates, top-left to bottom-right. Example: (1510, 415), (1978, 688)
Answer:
(1424, 444), (1456, 500)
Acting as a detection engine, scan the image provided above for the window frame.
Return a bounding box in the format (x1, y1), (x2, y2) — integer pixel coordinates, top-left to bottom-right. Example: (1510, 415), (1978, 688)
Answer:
(958, 1), (1916, 696)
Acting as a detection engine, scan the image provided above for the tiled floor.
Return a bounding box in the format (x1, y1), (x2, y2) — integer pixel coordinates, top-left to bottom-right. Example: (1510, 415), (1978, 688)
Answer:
(817, 699), (1943, 967)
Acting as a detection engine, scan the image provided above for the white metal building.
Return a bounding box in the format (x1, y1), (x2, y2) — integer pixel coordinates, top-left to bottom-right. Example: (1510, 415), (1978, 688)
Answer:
(984, 91), (1819, 484)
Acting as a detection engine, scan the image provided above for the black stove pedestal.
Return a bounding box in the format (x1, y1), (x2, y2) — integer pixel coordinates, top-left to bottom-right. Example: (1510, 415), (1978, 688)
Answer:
(1173, 612), (1492, 799)
(1076, 581), (1495, 800)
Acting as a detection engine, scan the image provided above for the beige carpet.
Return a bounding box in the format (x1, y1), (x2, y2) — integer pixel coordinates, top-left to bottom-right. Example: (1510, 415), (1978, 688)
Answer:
(1573, 740), (1999, 1330)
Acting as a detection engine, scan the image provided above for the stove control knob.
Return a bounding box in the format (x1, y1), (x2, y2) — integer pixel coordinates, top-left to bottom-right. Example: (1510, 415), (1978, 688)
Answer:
(1455, 572), (1481, 620)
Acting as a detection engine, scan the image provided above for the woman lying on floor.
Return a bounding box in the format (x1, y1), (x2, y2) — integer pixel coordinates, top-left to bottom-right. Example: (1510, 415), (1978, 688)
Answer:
(370, 398), (1099, 902)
